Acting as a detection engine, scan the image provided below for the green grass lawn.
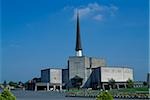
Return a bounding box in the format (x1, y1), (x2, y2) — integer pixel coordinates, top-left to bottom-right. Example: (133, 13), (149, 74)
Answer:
(66, 86), (149, 96)
(109, 86), (149, 94)
(67, 86), (149, 93)
(66, 87), (149, 98)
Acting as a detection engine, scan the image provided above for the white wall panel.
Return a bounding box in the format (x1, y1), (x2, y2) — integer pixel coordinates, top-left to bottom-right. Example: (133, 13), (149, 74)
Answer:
(101, 67), (133, 82)
(50, 69), (62, 84)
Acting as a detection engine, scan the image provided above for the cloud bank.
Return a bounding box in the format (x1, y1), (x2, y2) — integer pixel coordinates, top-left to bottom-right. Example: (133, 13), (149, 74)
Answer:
(67, 2), (118, 21)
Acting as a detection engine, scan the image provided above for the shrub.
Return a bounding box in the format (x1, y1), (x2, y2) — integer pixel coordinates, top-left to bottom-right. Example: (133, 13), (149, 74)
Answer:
(0, 94), (5, 100)
(126, 78), (134, 88)
(0, 88), (16, 100)
(96, 91), (113, 100)
(108, 78), (116, 89)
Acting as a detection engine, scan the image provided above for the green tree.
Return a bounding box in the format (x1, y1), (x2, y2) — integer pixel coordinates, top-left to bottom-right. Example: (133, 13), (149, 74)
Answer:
(0, 88), (16, 100)
(96, 91), (113, 100)
(108, 78), (116, 89)
(126, 78), (134, 88)
(0, 94), (5, 100)
(3, 81), (7, 88)
(9, 81), (18, 88)
(143, 81), (147, 86)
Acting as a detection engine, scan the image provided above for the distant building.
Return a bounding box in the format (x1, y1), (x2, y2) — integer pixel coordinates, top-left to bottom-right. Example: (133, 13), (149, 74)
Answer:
(35, 11), (134, 91)
(35, 68), (63, 91)
(25, 77), (41, 90)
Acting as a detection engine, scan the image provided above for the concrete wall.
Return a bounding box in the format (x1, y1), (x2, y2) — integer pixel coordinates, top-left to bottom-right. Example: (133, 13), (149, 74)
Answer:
(69, 56), (86, 80)
(90, 57), (106, 68)
(50, 69), (62, 84)
(100, 67), (133, 82)
(123, 67), (134, 81)
(68, 56), (106, 86)
(62, 69), (69, 85)
(41, 69), (50, 82)
(41, 68), (62, 84)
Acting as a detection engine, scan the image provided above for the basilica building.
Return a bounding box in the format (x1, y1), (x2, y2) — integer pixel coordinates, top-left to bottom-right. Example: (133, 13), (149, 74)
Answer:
(35, 12), (133, 91)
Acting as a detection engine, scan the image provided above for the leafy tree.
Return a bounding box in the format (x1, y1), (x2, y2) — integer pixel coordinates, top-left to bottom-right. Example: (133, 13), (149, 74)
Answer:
(126, 78), (134, 88)
(3, 81), (7, 88)
(18, 81), (24, 86)
(143, 81), (147, 86)
(96, 91), (113, 100)
(0, 88), (16, 100)
(0, 94), (5, 100)
(108, 78), (116, 89)
(9, 81), (18, 88)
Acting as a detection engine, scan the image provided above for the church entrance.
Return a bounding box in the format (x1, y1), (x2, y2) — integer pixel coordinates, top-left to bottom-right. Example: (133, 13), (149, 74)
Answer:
(71, 75), (83, 89)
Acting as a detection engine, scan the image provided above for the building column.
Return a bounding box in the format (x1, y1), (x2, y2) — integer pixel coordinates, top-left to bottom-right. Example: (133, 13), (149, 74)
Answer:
(53, 85), (56, 91)
(60, 85), (62, 91)
(47, 83), (50, 91)
(109, 85), (112, 90)
(102, 84), (105, 90)
(35, 84), (37, 91)
(117, 84), (120, 90)
(124, 83), (127, 88)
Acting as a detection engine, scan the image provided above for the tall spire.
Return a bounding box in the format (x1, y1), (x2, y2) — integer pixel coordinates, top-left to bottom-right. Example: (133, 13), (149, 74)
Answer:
(75, 11), (83, 56)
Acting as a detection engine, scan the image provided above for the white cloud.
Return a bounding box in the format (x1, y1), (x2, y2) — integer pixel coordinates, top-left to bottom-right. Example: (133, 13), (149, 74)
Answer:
(63, 6), (74, 11)
(93, 14), (103, 21)
(109, 5), (119, 16)
(72, 2), (118, 21)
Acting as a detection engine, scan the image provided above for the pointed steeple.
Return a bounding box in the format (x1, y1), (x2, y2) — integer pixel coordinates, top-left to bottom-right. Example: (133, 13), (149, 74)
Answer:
(75, 11), (83, 56)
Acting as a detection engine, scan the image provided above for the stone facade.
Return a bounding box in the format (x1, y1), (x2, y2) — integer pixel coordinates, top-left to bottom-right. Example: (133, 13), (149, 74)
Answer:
(62, 69), (69, 86)
(40, 58), (133, 90)
(50, 69), (62, 84)
(100, 67), (133, 82)
(85, 67), (133, 89)
(68, 56), (106, 86)
(41, 68), (50, 82)
(41, 68), (62, 84)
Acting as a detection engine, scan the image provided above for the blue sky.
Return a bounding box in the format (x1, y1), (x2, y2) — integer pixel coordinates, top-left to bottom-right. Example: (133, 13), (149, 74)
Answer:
(1, 0), (149, 82)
